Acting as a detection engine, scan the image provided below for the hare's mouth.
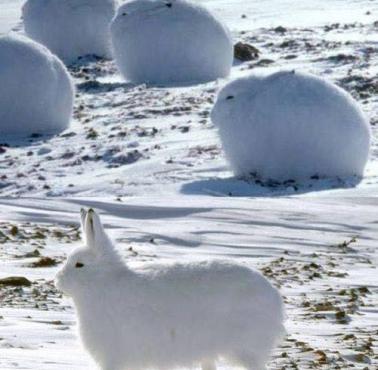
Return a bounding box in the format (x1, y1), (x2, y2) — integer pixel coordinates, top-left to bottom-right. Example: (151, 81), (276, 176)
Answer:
(55, 273), (74, 297)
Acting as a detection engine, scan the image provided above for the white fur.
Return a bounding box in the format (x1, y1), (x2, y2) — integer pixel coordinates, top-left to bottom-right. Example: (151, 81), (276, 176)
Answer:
(0, 34), (73, 137)
(110, 0), (233, 85)
(56, 209), (285, 370)
(211, 70), (371, 181)
(23, 0), (117, 64)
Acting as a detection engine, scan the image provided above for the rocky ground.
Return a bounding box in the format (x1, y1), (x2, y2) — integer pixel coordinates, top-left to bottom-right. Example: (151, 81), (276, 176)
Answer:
(0, 5), (377, 370)
(0, 20), (377, 198)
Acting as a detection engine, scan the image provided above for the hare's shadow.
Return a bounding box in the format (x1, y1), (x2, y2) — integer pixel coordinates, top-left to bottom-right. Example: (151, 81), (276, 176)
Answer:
(180, 176), (362, 197)
(0, 133), (59, 149)
(76, 80), (135, 94)
(68, 199), (213, 220)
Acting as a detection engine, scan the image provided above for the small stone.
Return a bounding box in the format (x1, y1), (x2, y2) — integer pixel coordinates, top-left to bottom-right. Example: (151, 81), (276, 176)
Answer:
(274, 26), (287, 33)
(10, 225), (18, 236)
(234, 42), (260, 61)
(31, 257), (59, 268)
(0, 276), (32, 287)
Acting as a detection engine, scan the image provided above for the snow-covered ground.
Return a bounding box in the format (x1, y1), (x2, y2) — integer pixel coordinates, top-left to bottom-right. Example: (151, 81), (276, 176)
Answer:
(0, 0), (23, 34)
(0, 0), (377, 369)
(1, 196), (377, 369)
(2, 0), (377, 35)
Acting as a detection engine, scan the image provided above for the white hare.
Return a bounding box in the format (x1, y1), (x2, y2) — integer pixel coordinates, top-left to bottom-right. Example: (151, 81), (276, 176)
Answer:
(55, 209), (285, 370)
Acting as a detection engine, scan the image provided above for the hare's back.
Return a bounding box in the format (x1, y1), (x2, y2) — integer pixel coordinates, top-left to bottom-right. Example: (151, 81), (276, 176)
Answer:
(138, 260), (281, 312)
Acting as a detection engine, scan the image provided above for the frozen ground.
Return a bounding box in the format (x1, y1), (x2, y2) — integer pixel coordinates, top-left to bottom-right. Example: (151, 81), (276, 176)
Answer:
(0, 0), (377, 369)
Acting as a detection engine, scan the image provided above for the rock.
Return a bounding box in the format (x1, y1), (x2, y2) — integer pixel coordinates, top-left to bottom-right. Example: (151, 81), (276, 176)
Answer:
(31, 257), (59, 268)
(10, 225), (18, 236)
(328, 54), (358, 63)
(234, 42), (260, 61)
(274, 26), (287, 33)
(254, 58), (275, 67)
(86, 128), (99, 140)
(22, 249), (41, 258)
(0, 276), (32, 287)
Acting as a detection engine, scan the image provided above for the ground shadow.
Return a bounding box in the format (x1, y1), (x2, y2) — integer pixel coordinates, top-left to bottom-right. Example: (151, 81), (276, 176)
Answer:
(68, 54), (109, 67)
(67, 199), (213, 220)
(76, 80), (136, 94)
(0, 133), (59, 148)
(145, 78), (217, 89)
(180, 175), (362, 197)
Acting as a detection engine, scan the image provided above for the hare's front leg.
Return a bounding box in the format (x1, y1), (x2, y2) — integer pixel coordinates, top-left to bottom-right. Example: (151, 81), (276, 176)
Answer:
(201, 359), (216, 370)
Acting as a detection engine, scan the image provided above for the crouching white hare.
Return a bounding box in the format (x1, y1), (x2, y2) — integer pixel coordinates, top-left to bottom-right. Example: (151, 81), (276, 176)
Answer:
(56, 209), (285, 370)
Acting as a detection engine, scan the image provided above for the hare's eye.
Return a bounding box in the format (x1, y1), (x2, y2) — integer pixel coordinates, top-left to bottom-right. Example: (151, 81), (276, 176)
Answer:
(226, 95), (234, 100)
(75, 262), (84, 268)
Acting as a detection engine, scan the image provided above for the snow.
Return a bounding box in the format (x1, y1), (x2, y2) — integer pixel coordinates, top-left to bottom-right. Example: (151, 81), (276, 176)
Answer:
(1, 0), (377, 36)
(0, 35), (74, 138)
(22, 0), (117, 64)
(212, 71), (371, 181)
(110, 0), (233, 85)
(0, 0), (378, 369)
(56, 209), (284, 370)
(197, 0), (378, 31)
(1, 196), (377, 369)
(0, 0), (23, 34)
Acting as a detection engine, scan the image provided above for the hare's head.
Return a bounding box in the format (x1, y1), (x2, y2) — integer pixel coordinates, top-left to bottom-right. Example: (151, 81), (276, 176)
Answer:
(55, 208), (122, 297)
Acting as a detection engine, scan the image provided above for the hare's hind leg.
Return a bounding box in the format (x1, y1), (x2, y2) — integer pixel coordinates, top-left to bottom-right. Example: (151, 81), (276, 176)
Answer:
(201, 359), (216, 370)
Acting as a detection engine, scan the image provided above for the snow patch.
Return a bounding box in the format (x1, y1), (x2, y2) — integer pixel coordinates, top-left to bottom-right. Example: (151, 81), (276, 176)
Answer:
(0, 35), (74, 137)
(23, 0), (117, 64)
(211, 71), (371, 181)
(110, 0), (233, 85)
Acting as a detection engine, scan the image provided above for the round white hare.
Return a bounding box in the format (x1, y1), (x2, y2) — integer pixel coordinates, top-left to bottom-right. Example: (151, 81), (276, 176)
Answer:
(0, 35), (74, 137)
(110, 0), (233, 85)
(211, 71), (371, 181)
(56, 209), (285, 370)
(23, 0), (117, 64)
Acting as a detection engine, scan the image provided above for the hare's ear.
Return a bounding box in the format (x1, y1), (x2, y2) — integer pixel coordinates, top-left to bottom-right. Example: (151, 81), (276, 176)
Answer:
(84, 209), (114, 256)
(80, 208), (87, 231)
(80, 208), (88, 245)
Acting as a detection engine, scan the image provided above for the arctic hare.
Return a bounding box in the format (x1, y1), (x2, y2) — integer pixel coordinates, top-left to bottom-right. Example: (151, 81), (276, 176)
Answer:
(56, 209), (284, 370)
